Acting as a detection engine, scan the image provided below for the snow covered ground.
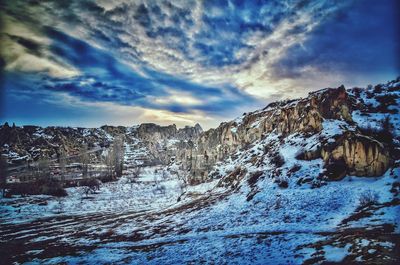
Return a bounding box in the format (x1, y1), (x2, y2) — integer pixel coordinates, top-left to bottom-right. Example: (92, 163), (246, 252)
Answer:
(1, 164), (398, 264)
(1, 132), (398, 264)
(0, 166), (186, 224)
(1, 81), (399, 264)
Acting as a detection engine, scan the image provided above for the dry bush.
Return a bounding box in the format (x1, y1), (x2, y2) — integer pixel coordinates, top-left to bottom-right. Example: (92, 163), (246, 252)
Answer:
(80, 178), (101, 196)
(275, 175), (289, 188)
(247, 171), (263, 187)
(359, 190), (379, 208)
(270, 153), (285, 168)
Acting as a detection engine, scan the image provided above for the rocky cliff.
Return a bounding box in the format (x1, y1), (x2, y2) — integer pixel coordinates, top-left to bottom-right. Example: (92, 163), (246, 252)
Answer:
(0, 122), (202, 166)
(1, 78), (398, 184)
(182, 79), (398, 182)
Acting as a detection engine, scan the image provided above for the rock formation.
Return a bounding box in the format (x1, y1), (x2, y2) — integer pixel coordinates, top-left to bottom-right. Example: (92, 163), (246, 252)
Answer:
(1, 78), (398, 183)
(322, 132), (391, 177)
(182, 83), (396, 181)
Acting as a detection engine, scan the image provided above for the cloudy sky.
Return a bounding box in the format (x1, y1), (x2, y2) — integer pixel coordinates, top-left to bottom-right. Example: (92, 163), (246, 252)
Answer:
(0, 0), (398, 129)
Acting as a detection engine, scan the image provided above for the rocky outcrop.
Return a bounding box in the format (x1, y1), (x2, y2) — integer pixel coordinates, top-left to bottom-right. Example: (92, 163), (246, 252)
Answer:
(310, 85), (353, 122)
(1, 80), (396, 183)
(0, 122), (203, 166)
(322, 132), (391, 178)
(136, 123), (178, 142)
(133, 123), (203, 165)
(136, 123), (203, 143)
(176, 124), (203, 139)
(184, 85), (391, 180)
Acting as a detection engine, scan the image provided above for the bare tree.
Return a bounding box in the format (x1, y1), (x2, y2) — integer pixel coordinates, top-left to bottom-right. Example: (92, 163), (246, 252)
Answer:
(153, 173), (166, 195)
(59, 149), (67, 183)
(161, 169), (167, 180)
(36, 158), (50, 180)
(112, 136), (125, 178)
(127, 166), (141, 184)
(0, 157), (8, 197)
(176, 170), (188, 194)
(104, 149), (115, 179)
(102, 137), (124, 180)
(81, 178), (101, 197)
(79, 144), (90, 178)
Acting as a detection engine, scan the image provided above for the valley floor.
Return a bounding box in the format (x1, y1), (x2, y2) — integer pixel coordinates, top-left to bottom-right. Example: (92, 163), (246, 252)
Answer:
(1, 165), (399, 264)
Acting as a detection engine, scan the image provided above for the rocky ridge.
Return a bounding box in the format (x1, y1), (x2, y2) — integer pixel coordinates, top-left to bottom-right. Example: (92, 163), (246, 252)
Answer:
(0, 122), (202, 166)
(1, 78), (399, 185)
(182, 80), (398, 182)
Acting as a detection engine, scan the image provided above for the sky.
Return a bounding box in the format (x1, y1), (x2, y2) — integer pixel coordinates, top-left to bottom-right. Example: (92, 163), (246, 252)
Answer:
(0, 0), (399, 129)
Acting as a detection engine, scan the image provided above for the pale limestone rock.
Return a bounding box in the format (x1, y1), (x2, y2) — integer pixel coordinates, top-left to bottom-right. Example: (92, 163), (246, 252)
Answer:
(322, 132), (391, 177)
(187, 86), (391, 181)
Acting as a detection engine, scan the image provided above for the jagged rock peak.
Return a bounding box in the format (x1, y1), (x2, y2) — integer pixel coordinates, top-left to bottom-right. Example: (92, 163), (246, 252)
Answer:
(194, 123), (203, 132)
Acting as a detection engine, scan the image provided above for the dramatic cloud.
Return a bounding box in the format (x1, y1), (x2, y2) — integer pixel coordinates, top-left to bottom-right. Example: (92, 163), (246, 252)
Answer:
(0, 14), (80, 78)
(1, 0), (398, 128)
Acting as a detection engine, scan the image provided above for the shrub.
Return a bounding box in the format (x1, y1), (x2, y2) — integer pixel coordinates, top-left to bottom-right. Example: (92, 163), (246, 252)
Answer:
(270, 153), (285, 168)
(275, 175), (289, 188)
(297, 176), (313, 186)
(311, 179), (325, 189)
(47, 186), (68, 197)
(247, 171), (263, 186)
(288, 164), (301, 175)
(8, 179), (67, 197)
(273, 194), (288, 209)
(359, 116), (393, 145)
(358, 190), (379, 208)
(154, 184), (166, 195)
(376, 94), (397, 107)
(295, 148), (321, 161)
(99, 174), (114, 183)
(378, 116), (394, 144)
(218, 167), (247, 188)
(208, 170), (222, 179)
(373, 84), (383, 94)
(80, 178), (101, 196)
